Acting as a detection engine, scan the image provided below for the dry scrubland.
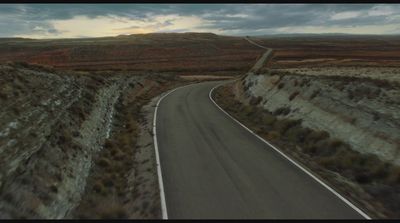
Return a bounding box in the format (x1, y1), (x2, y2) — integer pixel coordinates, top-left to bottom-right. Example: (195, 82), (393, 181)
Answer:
(254, 35), (400, 68)
(214, 35), (400, 218)
(0, 33), (261, 219)
(0, 61), (207, 218)
(1, 33), (400, 219)
(0, 33), (263, 76)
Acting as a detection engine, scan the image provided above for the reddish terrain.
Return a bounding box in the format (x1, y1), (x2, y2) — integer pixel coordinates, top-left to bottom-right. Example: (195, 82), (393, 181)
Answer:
(252, 35), (400, 68)
(0, 33), (263, 75)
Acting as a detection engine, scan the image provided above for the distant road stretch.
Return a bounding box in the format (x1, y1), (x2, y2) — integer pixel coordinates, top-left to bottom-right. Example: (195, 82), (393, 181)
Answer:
(244, 37), (273, 72)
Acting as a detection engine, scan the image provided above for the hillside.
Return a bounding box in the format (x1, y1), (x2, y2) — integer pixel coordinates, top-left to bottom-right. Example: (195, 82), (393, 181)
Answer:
(0, 62), (203, 218)
(0, 33), (263, 75)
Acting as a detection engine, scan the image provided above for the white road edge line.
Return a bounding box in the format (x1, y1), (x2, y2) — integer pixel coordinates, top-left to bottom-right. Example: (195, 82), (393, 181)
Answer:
(208, 83), (372, 220)
(153, 83), (198, 220)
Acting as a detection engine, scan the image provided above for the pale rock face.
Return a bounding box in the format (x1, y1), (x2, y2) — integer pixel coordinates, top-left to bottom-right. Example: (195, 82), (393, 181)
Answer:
(240, 71), (400, 165)
(0, 64), (139, 218)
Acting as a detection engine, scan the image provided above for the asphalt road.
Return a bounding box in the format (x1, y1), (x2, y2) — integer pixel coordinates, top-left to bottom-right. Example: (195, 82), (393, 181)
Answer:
(155, 81), (366, 219)
(244, 37), (273, 72)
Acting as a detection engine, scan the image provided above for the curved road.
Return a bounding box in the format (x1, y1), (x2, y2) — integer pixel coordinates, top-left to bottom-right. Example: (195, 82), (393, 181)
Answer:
(155, 81), (367, 219)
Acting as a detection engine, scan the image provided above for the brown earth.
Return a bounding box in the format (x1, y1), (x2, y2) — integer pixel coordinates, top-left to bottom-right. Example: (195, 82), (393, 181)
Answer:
(252, 35), (400, 68)
(0, 33), (263, 75)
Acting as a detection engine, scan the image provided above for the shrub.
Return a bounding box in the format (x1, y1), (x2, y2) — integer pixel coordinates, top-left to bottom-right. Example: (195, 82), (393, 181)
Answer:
(373, 112), (380, 121)
(0, 92), (7, 100)
(329, 139), (343, 149)
(263, 113), (277, 126)
(273, 107), (291, 116)
(241, 106), (254, 116)
(58, 129), (72, 146)
(387, 166), (400, 184)
(104, 139), (114, 149)
(69, 104), (86, 121)
(98, 158), (111, 168)
(313, 139), (343, 157)
(72, 131), (80, 137)
(289, 91), (300, 101)
(93, 181), (106, 195)
(300, 79), (307, 87)
(274, 119), (301, 135)
(305, 130), (329, 144)
(266, 131), (281, 140)
(347, 90), (354, 100)
(3, 192), (13, 203)
(354, 172), (371, 184)
(331, 149), (360, 172)
(110, 148), (122, 156)
(102, 176), (114, 188)
(277, 82), (285, 89)
(113, 152), (125, 161)
(285, 125), (311, 143)
(49, 185), (58, 193)
(310, 89), (320, 99)
(303, 144), (318, 155)
(249, 96), (262, 105)
(98, 204), (128, 219)
(349, 117), (357, 124)
(367, 159), (390, 180)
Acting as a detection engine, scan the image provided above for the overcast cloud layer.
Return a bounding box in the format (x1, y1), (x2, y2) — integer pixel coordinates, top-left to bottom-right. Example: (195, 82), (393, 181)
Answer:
(1, 4), (400, 38)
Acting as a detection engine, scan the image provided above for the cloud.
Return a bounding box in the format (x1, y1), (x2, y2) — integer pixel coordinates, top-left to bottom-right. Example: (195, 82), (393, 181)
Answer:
(17, 13), (219, 38)
(330, 11), (362, 20)
(2, 4), (400, 38)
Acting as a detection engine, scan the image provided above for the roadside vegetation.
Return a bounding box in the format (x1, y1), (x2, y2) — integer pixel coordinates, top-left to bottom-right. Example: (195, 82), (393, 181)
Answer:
(0, 61), (206, 219)
(214, 83), (400, 218)
(72, 74), (202, 219)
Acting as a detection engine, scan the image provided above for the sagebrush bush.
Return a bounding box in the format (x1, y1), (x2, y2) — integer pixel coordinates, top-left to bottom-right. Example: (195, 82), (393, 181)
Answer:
(310, 89), (320, 99)
(104, 139), (114, 149)
(305, 130), (329, 144)
(387, 166), (400, 184)
(102, 175), (114, 188)
(99, 205), (128, 219)
(93, 181), (107, 195)
(273, 119), (301, 135)
(266, 131), (280, 140)
(263, 113), (277, 126)
(284, 125), (310, 143)
(289, 91), (300, 101)
(249, 96), (262, 105)
(241, 106), (254, 116)
(273, 107), (291, 116)
(98, 158), (111, 168)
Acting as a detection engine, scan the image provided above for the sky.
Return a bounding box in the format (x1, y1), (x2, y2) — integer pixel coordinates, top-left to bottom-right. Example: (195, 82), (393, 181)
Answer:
(1, 4), (400, 39)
